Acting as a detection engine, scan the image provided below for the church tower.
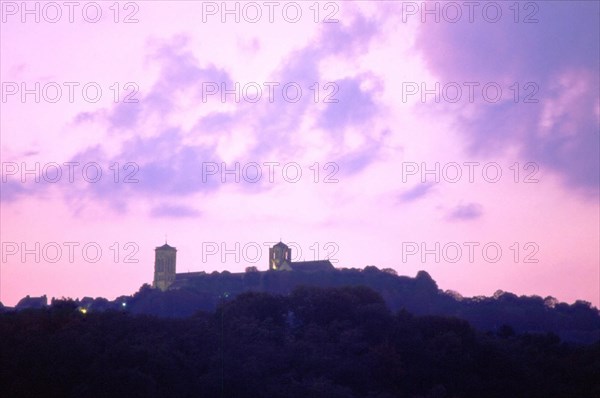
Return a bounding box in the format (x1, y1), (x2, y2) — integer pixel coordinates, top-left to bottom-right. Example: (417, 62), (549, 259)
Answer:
(269, 241), (292, 270)
(153, 242), (177, 291)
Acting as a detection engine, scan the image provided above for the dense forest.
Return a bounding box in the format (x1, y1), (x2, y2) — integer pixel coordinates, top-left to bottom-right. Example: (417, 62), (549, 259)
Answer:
(12, 268), (595, 344)
(1, 285), (599, 398)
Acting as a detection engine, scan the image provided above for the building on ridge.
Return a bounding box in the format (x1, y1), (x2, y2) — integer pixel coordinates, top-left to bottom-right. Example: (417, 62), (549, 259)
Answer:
(153, 240), (335, 291)
(268, 241), (334, 272)
(153, 242), (177, 291)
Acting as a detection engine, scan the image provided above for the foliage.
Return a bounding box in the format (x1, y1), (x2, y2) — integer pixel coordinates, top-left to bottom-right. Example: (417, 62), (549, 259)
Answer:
(1, 286), (599, 398)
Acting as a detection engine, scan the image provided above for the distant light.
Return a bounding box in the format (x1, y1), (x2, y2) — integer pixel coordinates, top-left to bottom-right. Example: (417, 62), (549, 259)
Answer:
(122, 302), (127, 307)
(79, 308), (87, 314)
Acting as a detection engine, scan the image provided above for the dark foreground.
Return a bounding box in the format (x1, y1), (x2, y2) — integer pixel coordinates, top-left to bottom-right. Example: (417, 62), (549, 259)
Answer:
(1, 286), (599, 398)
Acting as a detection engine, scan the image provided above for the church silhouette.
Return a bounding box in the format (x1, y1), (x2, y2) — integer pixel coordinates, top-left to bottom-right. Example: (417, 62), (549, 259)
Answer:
(153, 241), (334, 291)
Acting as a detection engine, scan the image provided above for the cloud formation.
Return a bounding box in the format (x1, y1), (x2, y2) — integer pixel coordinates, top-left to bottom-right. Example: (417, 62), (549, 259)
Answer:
(415, 1), (600, 197)
(446, 202), (483, 221)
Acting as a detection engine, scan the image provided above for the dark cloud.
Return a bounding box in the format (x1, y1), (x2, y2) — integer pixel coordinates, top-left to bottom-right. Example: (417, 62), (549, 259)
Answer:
(0, 180), (28, 202)
(50, 16), (389, 216)
(317, 12), (379, 56)
(415, 1), (600, 197)
(397, 183), (435, 203)
(74, 112), (96, 123)
(69, 130), (222, 202)
(334, 130), (392, 176)
(447, 203), (483, 221)
(149, 35), (231, 94)
(194, 112), (235, 133)
(317, 77), (379, 131)
(246, 14), (385, 159)
(150, 203), (201, 218)
(107, 102), (143, 130)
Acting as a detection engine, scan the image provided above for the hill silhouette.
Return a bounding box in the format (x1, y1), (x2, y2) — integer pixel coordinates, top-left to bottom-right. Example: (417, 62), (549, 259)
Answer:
(123, 268), (600, 344)
(1, 285), (599, 397)
(6, 267), (598, 344)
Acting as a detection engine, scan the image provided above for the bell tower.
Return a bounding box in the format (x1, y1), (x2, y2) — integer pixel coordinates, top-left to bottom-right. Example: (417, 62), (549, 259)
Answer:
(269, 241), (291, 270)
(153, 242), (177, 291)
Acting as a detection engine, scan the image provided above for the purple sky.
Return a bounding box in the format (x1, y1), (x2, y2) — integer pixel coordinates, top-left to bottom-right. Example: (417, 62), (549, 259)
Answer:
(1, 1), (599, 307)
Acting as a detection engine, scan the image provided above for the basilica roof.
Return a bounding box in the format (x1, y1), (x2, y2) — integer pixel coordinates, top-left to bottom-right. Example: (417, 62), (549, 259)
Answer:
(156, 243), (177, 251)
